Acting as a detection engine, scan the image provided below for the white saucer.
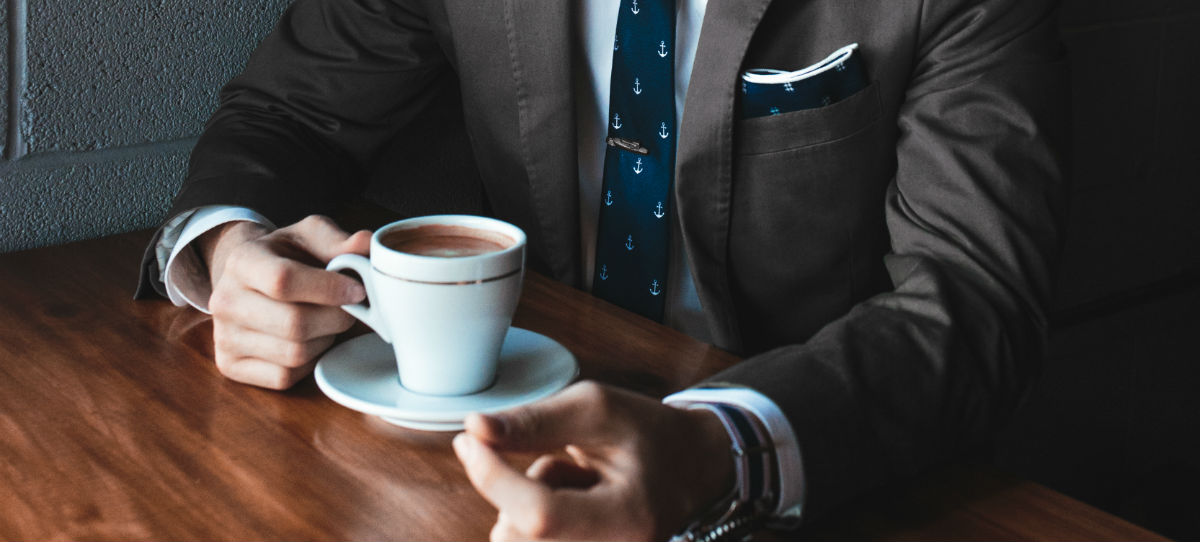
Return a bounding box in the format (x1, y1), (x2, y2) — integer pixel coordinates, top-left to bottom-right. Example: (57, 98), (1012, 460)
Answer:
(314, 327), (578, 431)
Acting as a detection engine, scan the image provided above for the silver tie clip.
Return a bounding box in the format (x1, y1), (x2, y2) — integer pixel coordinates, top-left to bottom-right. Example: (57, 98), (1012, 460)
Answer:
(606, 137), (649, 155)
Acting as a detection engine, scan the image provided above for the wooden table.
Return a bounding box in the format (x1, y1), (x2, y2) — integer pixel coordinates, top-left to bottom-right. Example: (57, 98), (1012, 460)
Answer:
(0, 230), (1169, 540)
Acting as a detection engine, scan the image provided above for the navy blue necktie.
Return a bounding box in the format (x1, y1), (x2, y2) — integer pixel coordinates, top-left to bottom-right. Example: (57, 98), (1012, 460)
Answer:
(592, 0), (675, 322)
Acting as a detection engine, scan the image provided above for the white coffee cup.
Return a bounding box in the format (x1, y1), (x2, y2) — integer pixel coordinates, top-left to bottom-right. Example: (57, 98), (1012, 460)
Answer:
(326, 215), (526, 396)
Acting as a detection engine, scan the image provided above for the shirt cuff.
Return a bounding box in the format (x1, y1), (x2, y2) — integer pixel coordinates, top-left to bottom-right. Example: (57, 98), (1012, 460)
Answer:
(664, 387), (806, 522)
(159, 205), (275, 314)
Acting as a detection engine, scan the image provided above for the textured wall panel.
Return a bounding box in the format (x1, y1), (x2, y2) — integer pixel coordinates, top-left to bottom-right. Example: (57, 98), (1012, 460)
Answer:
(1000, 287), (1200, 540)
(1156, 14), (1200, 252)
(1061, 0), (1174, 26)
(0, 145), (189, 253)
(24, 0), (291, 153)
(1054, 20), (1160, 308)
(1051, 13), (1200, 310)
(1060, 23), (1160, 197)
(1, 1), (9, 157)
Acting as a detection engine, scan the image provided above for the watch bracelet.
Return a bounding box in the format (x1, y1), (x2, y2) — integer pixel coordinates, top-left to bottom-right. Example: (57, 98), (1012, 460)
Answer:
(671, 402), (779, 542)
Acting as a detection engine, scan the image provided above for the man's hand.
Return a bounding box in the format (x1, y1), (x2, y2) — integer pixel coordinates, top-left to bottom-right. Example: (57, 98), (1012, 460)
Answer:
(200, 215), (372, 389)
(453, 381), (735, 541)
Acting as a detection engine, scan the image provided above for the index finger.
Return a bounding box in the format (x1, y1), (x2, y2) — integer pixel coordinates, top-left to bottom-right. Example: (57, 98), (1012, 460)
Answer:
(238, 252), (366, 306)
(453, 434), (553, 529)
(281, 215), (371, 263)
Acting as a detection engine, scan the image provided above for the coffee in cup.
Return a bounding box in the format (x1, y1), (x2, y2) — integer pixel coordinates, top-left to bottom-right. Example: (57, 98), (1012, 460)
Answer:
(378, 224), (515, 258)
(326, 215), (526, 396)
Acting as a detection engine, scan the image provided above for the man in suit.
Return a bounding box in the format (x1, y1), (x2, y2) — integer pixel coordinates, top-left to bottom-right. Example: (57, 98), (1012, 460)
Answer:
(138, 0), (1067, 538)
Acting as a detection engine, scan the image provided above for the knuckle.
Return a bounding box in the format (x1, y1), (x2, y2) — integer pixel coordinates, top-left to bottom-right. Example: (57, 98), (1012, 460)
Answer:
(213, 351), (237, 374)
(212, 328), (235, 353)
(300, 214), (335, 232)
(264, 263), (296, 298)
(208, 288), (228, 314)
(280, 341), (311, 368)
(331, 310), (356, 332)
(266, 369), (295, 390)
(278, 310), (309, 341)
(489, 518), (520, 542)
(523, 507), (558, 540)
(208, 287), (235, 316)
(574, 381), (609, 408)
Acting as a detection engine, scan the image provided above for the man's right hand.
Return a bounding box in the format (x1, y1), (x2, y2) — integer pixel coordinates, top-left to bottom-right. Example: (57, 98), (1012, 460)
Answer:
(198, 215), (372, 390)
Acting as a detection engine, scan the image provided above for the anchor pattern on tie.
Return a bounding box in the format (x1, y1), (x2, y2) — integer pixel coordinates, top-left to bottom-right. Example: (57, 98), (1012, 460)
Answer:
(592, 0), (675, 321)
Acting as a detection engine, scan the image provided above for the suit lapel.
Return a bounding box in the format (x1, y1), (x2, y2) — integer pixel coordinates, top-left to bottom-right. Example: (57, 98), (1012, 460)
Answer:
(676, 0), (774, 351)
(502, 0), (582, 286)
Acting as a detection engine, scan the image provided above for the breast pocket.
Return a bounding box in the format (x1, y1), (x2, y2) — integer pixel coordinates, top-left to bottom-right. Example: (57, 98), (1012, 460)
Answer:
(728, 82), (893, 350)
(735, 82), (882, 155)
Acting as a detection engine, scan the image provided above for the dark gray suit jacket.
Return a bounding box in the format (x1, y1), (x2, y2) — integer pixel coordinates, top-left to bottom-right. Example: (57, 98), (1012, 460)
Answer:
(139, 0), (1069, 519)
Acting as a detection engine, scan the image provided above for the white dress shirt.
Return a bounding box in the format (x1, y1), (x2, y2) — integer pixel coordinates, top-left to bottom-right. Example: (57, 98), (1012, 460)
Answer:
(156, 0), (804, 520)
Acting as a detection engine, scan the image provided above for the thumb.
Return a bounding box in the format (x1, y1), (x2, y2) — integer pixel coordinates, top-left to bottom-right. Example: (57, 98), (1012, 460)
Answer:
(452, 434), (551, 526)
(283, 215), (367, 263)
(465, 381), (617, 452)
(340, 229), (372, 256)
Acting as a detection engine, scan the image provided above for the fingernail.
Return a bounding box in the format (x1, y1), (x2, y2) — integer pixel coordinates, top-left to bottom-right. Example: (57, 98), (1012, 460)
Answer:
(452, 433), (472, 460)
(345, 283), (366, 303)
(467, 412), (505, 438)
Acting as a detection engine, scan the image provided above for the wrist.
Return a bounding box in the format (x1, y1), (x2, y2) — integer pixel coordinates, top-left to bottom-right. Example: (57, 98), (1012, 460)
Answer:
(198, 221), (269, 284)
(685, 407), (738, 514)
(673, 403), (778, 542)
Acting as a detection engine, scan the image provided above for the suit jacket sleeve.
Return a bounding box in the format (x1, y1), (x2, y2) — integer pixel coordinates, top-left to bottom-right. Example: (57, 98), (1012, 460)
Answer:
(137, 0), (451, 298)
(706, 0), (1069, 519)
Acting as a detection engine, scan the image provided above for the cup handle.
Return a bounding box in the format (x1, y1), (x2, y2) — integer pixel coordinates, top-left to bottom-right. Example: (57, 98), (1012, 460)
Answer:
(326, 254), (392, 344)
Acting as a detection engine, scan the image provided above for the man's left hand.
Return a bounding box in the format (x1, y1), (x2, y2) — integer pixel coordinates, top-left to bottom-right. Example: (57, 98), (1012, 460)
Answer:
(453, 381), (735, 541)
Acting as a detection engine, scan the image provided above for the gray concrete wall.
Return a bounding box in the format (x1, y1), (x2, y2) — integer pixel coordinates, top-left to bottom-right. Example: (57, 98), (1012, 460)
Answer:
(0, 0), (292, 253)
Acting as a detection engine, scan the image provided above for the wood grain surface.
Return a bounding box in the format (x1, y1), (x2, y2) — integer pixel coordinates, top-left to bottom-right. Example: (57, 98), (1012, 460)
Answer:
(0, 230), (1169, 541)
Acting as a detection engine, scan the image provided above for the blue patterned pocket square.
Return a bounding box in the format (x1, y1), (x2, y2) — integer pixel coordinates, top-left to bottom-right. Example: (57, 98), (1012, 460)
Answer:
(740, 43), (869, 118)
